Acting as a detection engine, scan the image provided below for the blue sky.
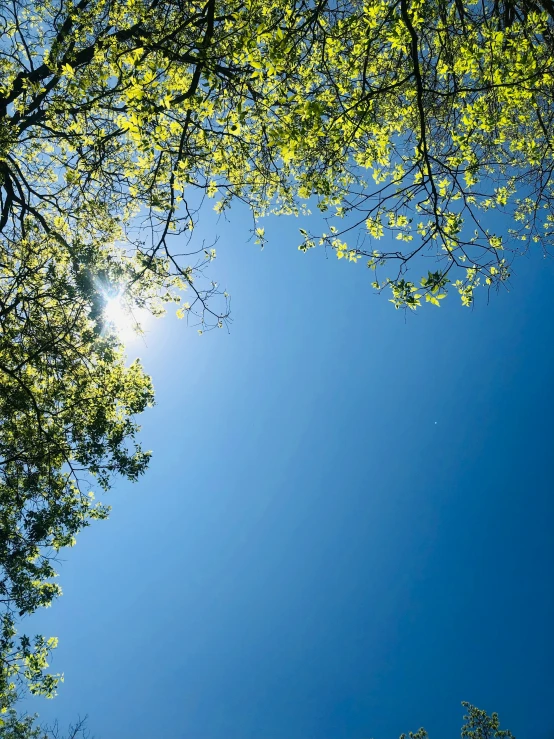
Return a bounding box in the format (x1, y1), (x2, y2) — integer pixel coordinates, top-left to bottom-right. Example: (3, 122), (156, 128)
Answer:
(25, 209), (554, 739)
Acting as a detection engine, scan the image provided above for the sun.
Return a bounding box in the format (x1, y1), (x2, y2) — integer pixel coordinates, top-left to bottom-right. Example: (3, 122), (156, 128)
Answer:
(103, 294), (148, 343)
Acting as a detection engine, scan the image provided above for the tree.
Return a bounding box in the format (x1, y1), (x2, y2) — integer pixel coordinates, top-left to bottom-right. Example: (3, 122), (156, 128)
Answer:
(1, 0), (553, 711)
(0, 703), (515, 739)
(399, 703), (515, 739)
(0, 228), (154, 709)
(1, 0), (553, 313)
(460, 702), (515, 739)
(0, 710), (90, 738)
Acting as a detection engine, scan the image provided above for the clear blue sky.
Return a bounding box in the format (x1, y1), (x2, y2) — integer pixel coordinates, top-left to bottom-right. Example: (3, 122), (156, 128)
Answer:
(25, 207), (554, 739)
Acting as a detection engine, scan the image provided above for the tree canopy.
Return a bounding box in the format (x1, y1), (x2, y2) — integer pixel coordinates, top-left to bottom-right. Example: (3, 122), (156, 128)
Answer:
(0, 702), (515, 739)
(0, 229), (153, 709)
(1, 0), (553, 714)
(0, 710), (89, 738)
(1, 0), (553, 313)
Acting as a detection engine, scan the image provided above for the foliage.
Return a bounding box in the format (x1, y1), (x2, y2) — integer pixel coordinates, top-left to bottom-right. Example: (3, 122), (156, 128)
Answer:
(0, 230), (153, 705)
(1, 0), (554, 314)
(0, 702), (514, 739)
(401, 703), (516, 739)
(0, 710), (89, 738)
(460, 702), (516, 739)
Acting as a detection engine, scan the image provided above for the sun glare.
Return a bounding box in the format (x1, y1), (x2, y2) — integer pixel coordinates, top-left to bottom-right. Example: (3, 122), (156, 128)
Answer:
(103, 294), (148, 343)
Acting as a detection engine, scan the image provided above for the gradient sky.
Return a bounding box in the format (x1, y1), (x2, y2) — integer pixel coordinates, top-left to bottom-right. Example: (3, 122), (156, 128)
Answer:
(24, 206), (554, 739)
